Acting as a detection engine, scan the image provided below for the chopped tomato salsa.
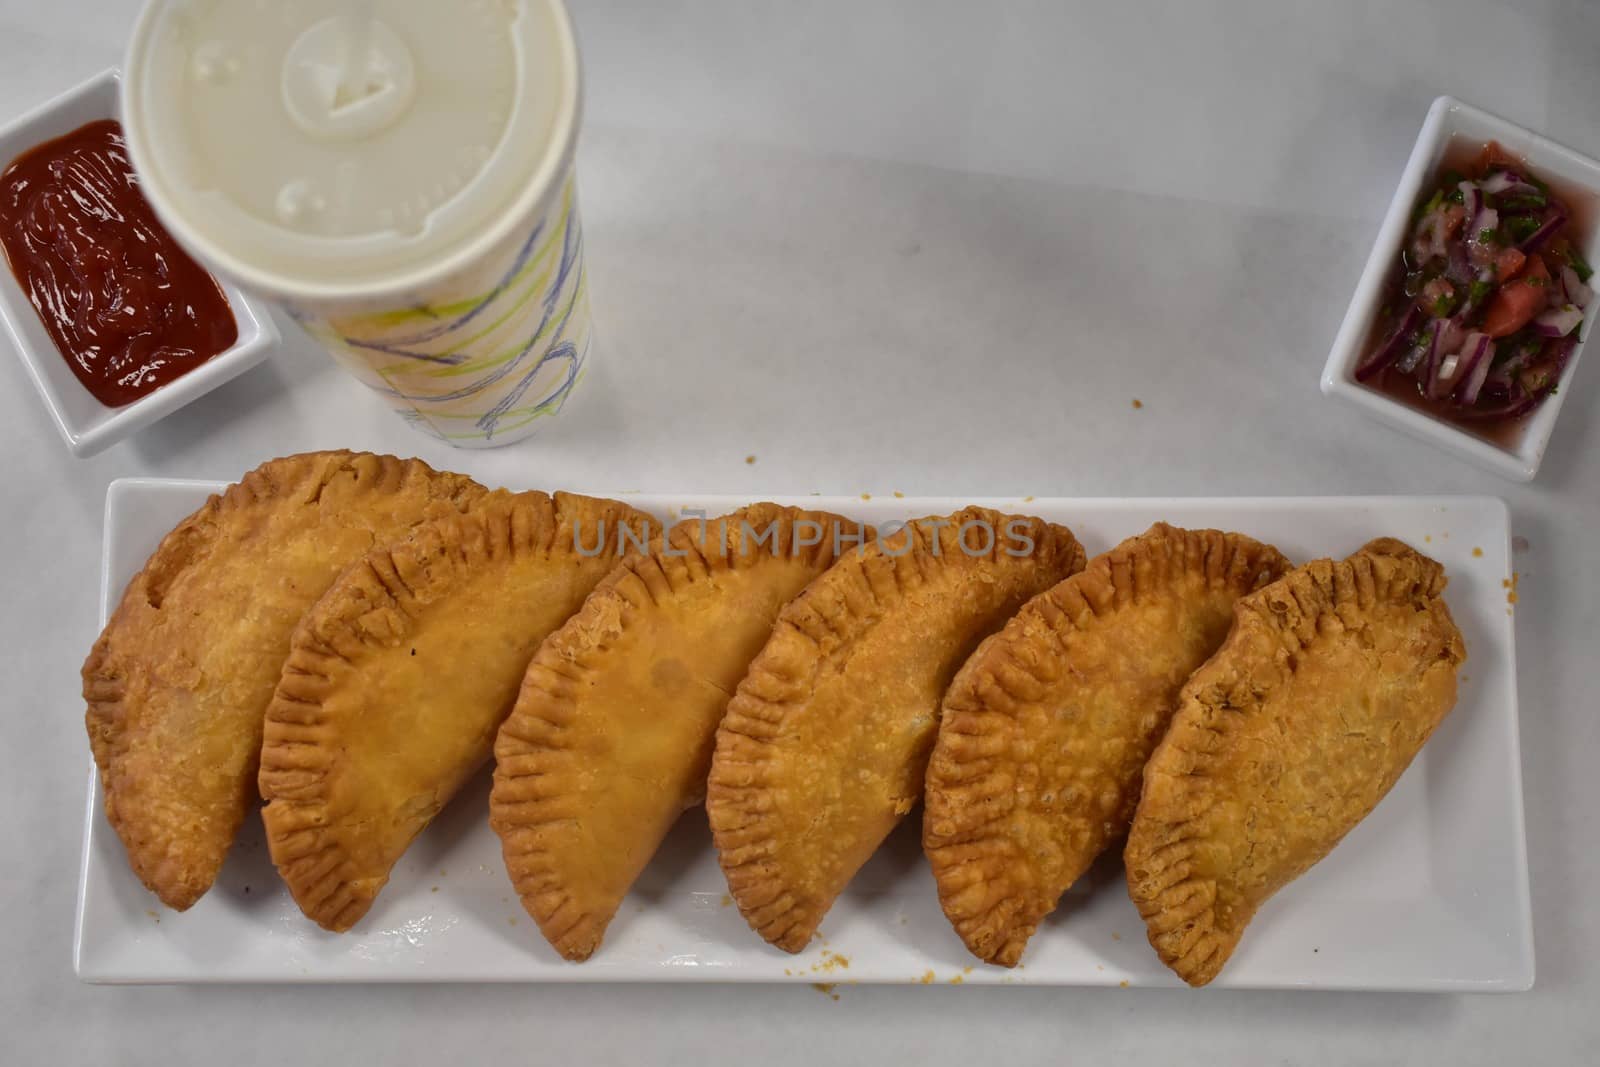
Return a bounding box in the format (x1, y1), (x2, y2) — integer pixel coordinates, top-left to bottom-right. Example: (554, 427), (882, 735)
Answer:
(1358, 141), (1590, 425)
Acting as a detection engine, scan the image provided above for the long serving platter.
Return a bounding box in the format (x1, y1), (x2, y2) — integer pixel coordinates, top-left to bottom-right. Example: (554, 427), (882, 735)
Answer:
(75, 482), (1532, 990)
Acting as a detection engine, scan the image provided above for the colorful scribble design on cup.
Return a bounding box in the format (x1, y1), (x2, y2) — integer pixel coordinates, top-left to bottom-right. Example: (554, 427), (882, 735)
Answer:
(285, 174), (591, 447)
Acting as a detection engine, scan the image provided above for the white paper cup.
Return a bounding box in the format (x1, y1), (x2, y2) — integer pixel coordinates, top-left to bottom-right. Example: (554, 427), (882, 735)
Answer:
(122, 0), (591, 447)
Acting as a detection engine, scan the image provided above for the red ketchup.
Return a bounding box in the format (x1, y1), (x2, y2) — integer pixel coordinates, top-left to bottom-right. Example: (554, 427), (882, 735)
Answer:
(0, 119), (236, 407)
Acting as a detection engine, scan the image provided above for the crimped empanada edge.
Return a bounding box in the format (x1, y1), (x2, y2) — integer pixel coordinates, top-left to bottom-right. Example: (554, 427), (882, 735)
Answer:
(258, 490), (647, 932)
(707, 507), (1087, 954)
(81, 450), (485, 911)
(491, 503), (861, 961)
(924, 524), (1291, 967)
(1124, 539), (1463, 987)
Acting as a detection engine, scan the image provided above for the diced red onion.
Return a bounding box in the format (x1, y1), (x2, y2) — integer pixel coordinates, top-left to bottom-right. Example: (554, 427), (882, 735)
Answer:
(1356, 304), (1423, 380)
(1460, 181), (1482, 220)
(1429, 344), (1460, 399)
(1478, 171), (1516, 195)
(1414, 318), (1447, 376)
(1429, 331), (1488, 400)
(1533, 304), (1584, 337)
(1469, 206), (1499, 244)
(1418, 213), (1447, 262)
(1465, 206), (1500, 269)
(1438, 317), (1466, 356)
(1562, 265), (1593, 309)
(1396, 320), (1436, 374)
(1481, 171), (1530, 195)
(1519, 203), (1568, 251)
(1460, 338), (1570, 419)
(1455, 387), (1542, 421)
(1456, 337), (1497, 405)
(1408, 316), (1446, 379)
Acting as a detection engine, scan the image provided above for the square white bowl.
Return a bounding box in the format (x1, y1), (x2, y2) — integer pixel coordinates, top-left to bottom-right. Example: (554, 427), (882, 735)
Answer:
(1321, 96), (1600, 482)
(0, 69), (277, 458)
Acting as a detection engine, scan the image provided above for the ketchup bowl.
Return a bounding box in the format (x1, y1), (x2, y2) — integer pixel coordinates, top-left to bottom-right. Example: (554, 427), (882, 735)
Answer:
(0, 69), (277, 457)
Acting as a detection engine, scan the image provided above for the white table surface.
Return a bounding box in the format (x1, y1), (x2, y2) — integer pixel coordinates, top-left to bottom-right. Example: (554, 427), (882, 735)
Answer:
(2, 0), (1594, 1063)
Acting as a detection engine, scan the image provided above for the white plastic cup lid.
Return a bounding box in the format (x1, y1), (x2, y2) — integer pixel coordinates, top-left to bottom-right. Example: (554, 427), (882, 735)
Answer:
(122, 0), (581, 301)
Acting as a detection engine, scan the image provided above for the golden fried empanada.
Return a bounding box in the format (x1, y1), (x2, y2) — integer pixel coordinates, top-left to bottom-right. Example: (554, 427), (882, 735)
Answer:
(83, 452), (487, 911)
(1125, 538), (1465, 986)
(708, 508), (1086, 952)
(491, 504), (866, 960)
(258, 490), (652, 932)
(923, 524), (1289, 966)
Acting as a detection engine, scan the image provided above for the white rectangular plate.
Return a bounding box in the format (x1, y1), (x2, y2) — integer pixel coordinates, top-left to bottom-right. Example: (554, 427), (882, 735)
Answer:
(76, 483), (1533, 990)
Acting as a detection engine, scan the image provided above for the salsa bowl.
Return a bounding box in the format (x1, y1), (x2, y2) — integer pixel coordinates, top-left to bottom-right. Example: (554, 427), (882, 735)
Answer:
(1321, 95), (1600, 482)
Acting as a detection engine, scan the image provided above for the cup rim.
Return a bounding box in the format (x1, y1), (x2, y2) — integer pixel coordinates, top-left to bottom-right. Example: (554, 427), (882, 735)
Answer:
(119, 0), (583, 306)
